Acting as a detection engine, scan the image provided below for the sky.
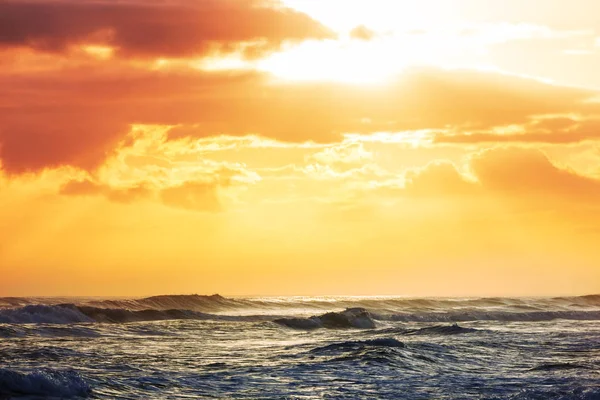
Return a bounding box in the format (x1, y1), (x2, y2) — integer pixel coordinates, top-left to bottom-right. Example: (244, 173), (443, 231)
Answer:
(1, 0), (600, 297)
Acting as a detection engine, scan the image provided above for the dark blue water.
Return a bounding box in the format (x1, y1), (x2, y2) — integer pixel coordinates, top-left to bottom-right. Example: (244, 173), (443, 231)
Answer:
(1, 295), (599, 399)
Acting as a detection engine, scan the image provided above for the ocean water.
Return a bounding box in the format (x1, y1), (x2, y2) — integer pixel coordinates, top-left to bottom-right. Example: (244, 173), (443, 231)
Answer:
(0, 295), (599, 399)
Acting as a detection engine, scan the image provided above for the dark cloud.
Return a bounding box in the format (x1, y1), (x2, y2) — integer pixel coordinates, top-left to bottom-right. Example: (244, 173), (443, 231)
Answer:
(0, 0), (334, 58)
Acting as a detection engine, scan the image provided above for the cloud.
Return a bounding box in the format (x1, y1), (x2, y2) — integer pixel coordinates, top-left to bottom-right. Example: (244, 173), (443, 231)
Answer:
(60, 177), (225, 212)
(403, 161), (478, 197)
(349, 25), (376, 41)
(56, 125), (260, 212)
(391, 146), (600, 208)
(59, 179), (152, 204)
(470, 147), (600, 201)
(307, 143), (373, 169)
(434, 117), (600, 144)
(160, 181), (221, 212)
(1, 65), (599, 174)
(0, 0), (333, 58)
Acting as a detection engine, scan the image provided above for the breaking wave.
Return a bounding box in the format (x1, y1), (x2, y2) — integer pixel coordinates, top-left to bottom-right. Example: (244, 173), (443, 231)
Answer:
(274, 308), (376, 330)
(0, 368), (91, 398)
(0, 304), (275, 325)
(2, 303), (600, 326)
(1, 293), (600, 317)
(0, 305), (94, 324)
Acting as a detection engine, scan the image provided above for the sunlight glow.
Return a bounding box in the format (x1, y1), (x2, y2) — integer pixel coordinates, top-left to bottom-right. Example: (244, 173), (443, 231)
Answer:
(281, 0), (447, 32)
(256, 40), (407, 84)
(80, 45), (114, 60)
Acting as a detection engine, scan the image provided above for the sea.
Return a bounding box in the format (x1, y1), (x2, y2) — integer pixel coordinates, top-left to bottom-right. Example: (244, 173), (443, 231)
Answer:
(0, 294), (599, 399)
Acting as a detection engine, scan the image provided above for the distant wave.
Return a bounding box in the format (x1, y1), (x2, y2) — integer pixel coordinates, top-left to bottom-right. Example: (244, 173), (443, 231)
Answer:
(2, 303), (600, 325)
(0, 305), (95, 324)
(0, 304), (276, 325)
(84, 294), (250, 312)
(250, 294), (600, 313)
(0, 368), (91, 398)
(2, 293), (600, 315)
(372, 309), (600, 322)
(0, 294), (250, 312)
(274, 308), (376, 330)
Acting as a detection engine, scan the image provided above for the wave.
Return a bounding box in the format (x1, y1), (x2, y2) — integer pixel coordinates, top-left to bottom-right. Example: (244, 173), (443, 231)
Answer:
(550, 294), (600, 308)
(0, 304), (278, 325)
(242, 294), (600, 314)
(529, 363), (589, 372)
(2, 293), (600, 316)
(372, 309), (600, 323)
(0, 326), (22, 338)
(510, 388), (600, 400)
(310, 338), (405, 354)
(3, 303), (600, 326)
(84, 294), (249, 312)
(308, 338), (409, 366)
(0, 347), (84, 362)
(274, 308), (376, 330)
(404, 323), (479, 336)
(0, 305), (95, 324)
(0, 368), (91, 398)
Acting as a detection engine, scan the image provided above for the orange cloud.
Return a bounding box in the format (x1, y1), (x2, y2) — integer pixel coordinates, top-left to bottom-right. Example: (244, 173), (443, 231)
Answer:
(0, 0), (333, 58)
(349, 25), (376, 41)
(54, 125), (260, 212)
(403, 161), (477, 197)
(434, 118), (600, 144)
(471, 147), (600, 202)
(393, 146), (600, 208)
(160, 181), (221, 212)
(1, 63), (599, 174)
(60, 177), (226, 212)
(60, 179), (151, 204)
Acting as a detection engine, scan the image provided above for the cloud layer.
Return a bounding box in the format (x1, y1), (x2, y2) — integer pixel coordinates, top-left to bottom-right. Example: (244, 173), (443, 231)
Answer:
(0, 0), (333, 57)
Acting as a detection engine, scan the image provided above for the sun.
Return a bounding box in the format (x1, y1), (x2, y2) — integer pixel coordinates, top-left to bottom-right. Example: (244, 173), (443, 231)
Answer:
(257, 1), (464, 84)
(256, 39), (406, 84)
(197, 1), (510, 85)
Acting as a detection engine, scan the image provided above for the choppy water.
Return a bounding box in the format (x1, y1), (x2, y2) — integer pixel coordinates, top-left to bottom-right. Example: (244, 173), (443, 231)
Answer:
(1, 295), (599, 399)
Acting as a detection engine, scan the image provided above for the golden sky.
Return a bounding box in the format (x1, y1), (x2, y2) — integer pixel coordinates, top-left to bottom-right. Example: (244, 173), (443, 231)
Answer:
(1, 0), (600, 296)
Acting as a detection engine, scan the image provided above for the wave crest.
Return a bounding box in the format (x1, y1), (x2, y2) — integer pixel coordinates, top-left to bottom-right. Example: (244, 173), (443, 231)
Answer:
(275, 308), (376, 330)
(0, 305), (94, 324)
(86, 294), (248, 312)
